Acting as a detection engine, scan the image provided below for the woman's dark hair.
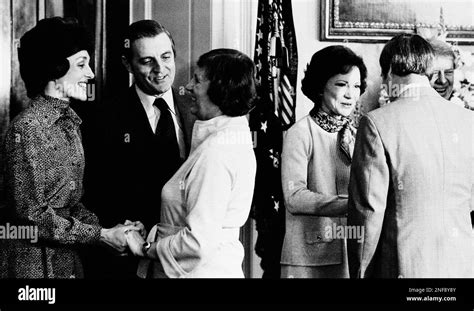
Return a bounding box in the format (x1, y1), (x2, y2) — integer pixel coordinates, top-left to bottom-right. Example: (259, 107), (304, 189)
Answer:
(18, 17), (93, 98)
(197, 48), (257, 117)
(301, 45), (367, 109)
(379, 34), (434, 79)
(122, 19), (176, 60)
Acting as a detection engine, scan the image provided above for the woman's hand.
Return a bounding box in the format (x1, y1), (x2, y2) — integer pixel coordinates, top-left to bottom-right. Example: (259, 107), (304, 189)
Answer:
(100, 224), (141, 253)
(125, 229), (146, 257)
(124, 220), (147, 238)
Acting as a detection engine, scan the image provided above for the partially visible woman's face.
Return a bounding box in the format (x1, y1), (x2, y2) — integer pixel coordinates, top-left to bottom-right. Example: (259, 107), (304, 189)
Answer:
(429, 55), (455, 100)
(55, 50), (95, 101)
(185, 66), (222, 121)
(321, 66), (361, 117)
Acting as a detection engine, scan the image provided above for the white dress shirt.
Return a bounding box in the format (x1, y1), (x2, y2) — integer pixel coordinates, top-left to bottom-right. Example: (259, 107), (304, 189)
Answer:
(135, 85), (186, 159)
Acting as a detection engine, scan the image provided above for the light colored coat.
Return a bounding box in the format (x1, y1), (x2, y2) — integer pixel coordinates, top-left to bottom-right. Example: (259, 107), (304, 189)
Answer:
(348, 84), (474, 278)
(281, 116), (350, 269)
(138, 115), (256, 278)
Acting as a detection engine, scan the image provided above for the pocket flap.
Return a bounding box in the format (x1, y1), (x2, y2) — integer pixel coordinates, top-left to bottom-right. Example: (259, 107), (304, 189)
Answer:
(304, 230), (333, 244)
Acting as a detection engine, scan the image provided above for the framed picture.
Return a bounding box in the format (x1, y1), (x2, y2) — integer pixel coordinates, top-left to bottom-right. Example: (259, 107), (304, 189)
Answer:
(321, 0), (474, 44)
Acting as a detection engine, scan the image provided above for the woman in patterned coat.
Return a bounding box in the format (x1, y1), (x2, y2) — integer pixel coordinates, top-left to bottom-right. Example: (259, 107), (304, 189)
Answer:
(0, 17), (142, 278)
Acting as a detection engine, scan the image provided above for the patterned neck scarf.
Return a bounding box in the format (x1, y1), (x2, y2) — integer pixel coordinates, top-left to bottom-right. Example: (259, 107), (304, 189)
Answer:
(310, 107), (356, 162)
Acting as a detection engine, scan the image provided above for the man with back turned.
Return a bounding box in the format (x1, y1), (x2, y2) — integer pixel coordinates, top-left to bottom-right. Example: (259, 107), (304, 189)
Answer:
(348, 34), (473, 278)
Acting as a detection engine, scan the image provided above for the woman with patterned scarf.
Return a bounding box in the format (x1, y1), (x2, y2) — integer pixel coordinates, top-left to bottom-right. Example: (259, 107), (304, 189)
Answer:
(280, 45), (367, 278)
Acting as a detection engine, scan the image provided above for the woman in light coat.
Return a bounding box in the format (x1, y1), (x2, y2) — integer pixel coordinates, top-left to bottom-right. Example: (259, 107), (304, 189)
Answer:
(280, 46), (367, 278)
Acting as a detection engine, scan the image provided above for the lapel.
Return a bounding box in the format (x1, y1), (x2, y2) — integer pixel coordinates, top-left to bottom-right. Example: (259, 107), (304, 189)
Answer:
(172, 88), (196, 156)
(117, 86), (196, 156)
(124, 85), (155, 139)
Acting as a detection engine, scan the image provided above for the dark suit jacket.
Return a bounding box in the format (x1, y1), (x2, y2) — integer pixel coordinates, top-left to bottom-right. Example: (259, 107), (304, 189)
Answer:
(84, 85), (195, 230)
(79, 85), (195, 278)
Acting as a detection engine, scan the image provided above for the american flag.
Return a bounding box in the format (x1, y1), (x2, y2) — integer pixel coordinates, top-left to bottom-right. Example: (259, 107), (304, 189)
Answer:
(254, 0), (298, 129)
(250, 0), (298, 278)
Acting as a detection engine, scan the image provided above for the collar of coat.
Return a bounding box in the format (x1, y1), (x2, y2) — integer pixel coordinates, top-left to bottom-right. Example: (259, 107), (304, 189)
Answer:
(30, 94), (82, 128)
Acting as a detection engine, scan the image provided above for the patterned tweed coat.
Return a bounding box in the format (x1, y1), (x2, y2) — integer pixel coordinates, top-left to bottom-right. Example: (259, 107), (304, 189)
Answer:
(0, 95), (102, 279)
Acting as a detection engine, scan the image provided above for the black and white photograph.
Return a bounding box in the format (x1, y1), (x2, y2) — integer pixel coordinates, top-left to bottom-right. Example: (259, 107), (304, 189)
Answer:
(0, 0), (472, 307)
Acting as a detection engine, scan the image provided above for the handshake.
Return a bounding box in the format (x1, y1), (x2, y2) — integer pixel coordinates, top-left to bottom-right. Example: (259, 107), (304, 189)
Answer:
(99, 220), (147, 255)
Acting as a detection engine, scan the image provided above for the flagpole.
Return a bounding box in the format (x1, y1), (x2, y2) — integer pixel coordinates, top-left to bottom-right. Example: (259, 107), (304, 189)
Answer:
(250, 0), (298, 279)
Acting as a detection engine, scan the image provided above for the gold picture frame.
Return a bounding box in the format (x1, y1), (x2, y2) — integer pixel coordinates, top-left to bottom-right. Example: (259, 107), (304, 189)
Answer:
(321, 0), (474, 44)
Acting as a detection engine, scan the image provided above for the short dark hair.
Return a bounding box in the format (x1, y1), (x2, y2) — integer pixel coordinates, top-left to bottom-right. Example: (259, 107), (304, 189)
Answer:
(197, 49), (257, 117)
(19, 17), (93, 98)
(123, 20), (176, 60)
(301, 45), (367, 109)
(379, 34), (434, 79)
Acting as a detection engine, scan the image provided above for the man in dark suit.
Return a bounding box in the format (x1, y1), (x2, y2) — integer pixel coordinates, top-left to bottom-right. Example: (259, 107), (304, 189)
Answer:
(82, 20), (195, 279)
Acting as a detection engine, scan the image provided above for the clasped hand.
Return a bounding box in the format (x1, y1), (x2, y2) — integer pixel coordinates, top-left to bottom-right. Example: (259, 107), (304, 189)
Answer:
(124, 229), (147, 257)
(100, 220), (146, 254)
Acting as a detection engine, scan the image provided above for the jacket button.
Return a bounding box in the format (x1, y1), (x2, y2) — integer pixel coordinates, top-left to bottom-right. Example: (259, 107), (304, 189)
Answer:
(397, 181), (403, 190)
